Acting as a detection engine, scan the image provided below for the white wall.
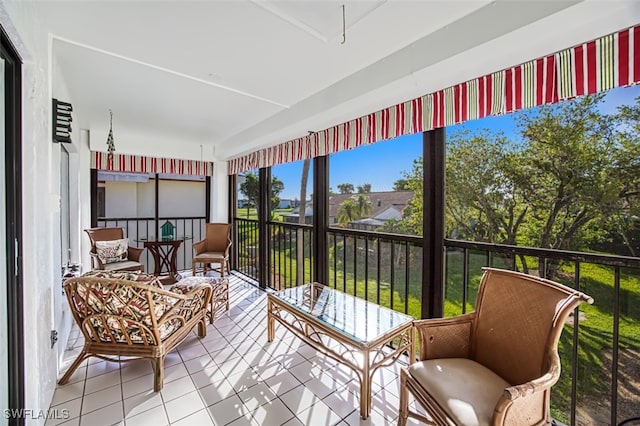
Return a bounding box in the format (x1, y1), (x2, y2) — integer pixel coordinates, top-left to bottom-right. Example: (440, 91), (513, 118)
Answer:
(104, 178), (205, 219)
(88, 124), (217, 163)
(158, 180), (205, 218)
(0, 3), (60, 424)
(210, 160), (228, 222)
(104, 181), (138, 217)
(136, 179), (155, 218)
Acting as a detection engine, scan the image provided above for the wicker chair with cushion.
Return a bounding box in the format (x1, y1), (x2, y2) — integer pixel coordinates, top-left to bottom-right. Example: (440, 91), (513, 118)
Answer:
(59, 270), (212, 392)
(85, 227), (145, 272)
(398, 267), (593, 426)
(192, 223), (231, 277)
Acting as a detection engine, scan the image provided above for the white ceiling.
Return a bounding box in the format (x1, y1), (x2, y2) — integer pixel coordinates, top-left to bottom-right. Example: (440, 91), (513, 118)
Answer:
(37, 0), (640, 162)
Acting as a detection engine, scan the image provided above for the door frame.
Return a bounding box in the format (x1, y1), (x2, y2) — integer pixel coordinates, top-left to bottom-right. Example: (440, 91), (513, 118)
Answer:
(1, 24), (24, 426)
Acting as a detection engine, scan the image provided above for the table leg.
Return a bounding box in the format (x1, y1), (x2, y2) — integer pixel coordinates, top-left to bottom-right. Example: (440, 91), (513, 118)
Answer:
(361, 350), (371, 419)
(267, 298), (274, 342)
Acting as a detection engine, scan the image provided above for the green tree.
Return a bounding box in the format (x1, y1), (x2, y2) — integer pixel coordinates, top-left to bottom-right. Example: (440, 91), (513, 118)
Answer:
(239, 172), (284, 217)
(355, 194), (373, 217)
(337, 183), (354, 194)
(402, 158), (424, 235)
(337, 194), (373, 227)
(393, 179), (409, 191)
(357, 183), (372, 193)
(594, 97), (640, 256)
(337, 197), (358, 225)
(445, 130), (527, 245)
(399, 94), (638, 276)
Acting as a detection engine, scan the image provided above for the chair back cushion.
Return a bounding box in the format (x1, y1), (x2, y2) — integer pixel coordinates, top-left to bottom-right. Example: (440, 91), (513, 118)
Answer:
(472, 268), (585, 386)
(204, 223), (231, 253)
(95, 238), (129, 264)
(85, 227), (126, 252)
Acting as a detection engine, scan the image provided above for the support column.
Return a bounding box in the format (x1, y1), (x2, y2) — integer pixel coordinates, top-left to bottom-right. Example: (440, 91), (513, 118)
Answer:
(258, 167), (270, 289)
(90, 169), (98, 227)
(228, 174), (238, 270)
(205, 176), (211, 223)
(313, 156), (329, 284)
(422, 128), (445, 319)
(210, 160), (229, 222)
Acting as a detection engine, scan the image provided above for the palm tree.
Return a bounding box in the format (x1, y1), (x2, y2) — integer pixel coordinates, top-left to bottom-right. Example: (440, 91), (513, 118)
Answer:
(337, 197), (359, 226)
(355, 194), (373, 218)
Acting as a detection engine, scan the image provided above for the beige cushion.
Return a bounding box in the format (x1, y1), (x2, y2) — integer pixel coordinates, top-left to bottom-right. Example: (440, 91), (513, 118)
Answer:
(103, 260), (143, 271)
(193, 251), (226, 260)
(408, 358), (510, 426)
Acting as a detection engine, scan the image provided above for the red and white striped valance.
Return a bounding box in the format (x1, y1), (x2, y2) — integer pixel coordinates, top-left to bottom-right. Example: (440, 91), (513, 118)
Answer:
(92, 151), (213, 177)
(228, 25), (640, 175)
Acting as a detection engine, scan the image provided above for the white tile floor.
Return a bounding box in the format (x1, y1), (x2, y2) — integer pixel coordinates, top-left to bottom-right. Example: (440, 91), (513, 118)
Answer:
(49, 274), (424, 426)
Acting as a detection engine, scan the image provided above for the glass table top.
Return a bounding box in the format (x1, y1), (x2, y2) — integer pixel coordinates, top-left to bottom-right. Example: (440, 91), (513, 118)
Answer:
(271, 283), (414, 344)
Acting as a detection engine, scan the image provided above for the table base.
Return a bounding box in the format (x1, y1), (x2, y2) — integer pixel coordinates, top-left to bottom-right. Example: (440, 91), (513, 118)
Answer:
(267, 295), (414, 419)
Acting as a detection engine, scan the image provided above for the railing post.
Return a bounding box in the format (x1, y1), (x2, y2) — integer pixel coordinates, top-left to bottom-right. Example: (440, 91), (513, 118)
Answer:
(154, 173), (160, 238)
(258, 168), (270, 289)
(205, 176), (211, 223)
(228, 174), (238, 271)
(90, 168), (98, 227)
(422, 128), (445, 319)
(313, 155), (329, 285)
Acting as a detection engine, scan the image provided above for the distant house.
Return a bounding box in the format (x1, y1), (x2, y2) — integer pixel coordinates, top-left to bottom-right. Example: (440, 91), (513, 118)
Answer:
(349, 206), (404, 231)
(278, 199), (294, 209)
(281, 203), (313, 224)
(281, 191), (413, 228)
(329, 191), (413, 226)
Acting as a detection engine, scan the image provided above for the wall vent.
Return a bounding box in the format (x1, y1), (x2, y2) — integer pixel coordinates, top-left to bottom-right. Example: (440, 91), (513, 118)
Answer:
(52, 98), (73, 143)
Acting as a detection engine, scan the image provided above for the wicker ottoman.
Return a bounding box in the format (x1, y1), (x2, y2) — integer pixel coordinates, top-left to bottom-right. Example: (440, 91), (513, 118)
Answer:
(170, 276), (229, 324)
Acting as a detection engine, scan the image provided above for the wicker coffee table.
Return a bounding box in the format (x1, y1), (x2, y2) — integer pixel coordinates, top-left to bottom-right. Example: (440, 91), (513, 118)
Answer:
(267, 283), (414, 419)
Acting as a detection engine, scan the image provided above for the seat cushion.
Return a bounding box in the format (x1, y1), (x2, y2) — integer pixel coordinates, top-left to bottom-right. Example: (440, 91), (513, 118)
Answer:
(193, 251), (226, 261)
(408, 358), (510, 426)
(103, 260), (144, 272)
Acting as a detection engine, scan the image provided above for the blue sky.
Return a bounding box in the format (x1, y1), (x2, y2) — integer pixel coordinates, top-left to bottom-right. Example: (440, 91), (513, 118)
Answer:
(272, 85), (640, 200)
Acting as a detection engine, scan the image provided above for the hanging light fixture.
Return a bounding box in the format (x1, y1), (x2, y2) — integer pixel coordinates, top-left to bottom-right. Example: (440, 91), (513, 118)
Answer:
(106, 109), (116, 160)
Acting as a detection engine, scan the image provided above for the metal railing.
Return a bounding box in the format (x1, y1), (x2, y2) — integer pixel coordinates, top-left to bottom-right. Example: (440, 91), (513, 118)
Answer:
(235, 218), (259, 279)
(269, 221), (314, 290)
(327, 227), (422, 316)
(97, 216), (206, 273)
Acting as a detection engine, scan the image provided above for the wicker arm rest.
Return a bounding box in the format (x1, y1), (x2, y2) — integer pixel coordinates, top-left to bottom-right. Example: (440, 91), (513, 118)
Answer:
(414, 313), (476, 360)
(127, 246), (144, 262)
(193, 239), (207, 255)
(159, 284), (212, 325)
(89, 252), (105, 270)
(494, 366), (561, 424)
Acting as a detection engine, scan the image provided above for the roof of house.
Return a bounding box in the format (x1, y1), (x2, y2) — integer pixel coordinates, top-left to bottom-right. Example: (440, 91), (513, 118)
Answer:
(329, 191), (413, 219)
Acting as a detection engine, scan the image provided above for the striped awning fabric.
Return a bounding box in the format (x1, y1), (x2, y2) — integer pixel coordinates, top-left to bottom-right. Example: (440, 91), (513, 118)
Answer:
(228, 25), (640, 175)
(91, 151), (213, 177)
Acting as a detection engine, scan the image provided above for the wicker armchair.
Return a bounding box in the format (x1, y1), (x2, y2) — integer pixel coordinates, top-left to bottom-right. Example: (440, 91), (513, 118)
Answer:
(398, 268), (593, 426)
(59, 271), (212, 392)
(192, 223), (231, 277)
(85, 227), (145, 272)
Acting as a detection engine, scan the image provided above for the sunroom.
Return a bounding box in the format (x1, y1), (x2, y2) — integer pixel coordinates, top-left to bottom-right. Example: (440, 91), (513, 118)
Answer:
(0, 2), (639, 426)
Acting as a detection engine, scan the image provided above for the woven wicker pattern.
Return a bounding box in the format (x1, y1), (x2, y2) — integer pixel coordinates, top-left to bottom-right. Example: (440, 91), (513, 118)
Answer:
(59, 275), (211, 392)
(398, 268), (593, 426)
